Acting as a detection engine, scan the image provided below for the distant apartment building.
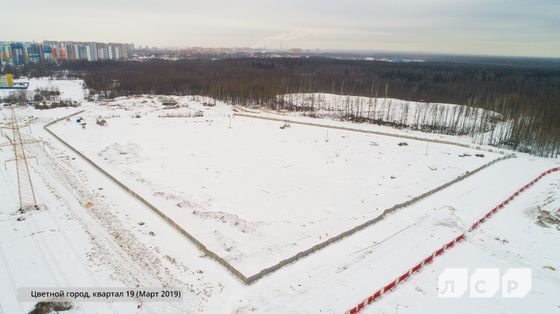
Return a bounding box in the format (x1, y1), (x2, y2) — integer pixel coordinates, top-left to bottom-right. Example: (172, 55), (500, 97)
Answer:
(0, 45), (12, 65)
(9, 43), (26, 64)
(0, 40), (134, 66)
(26, 44), (42, 63)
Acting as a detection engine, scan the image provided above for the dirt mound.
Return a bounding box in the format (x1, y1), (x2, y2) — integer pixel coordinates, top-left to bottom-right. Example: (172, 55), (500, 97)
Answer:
(29, 301), (73, 314)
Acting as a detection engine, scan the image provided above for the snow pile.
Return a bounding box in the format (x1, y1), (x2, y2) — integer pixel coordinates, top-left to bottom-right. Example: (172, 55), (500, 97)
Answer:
(526, 179), (560, 230)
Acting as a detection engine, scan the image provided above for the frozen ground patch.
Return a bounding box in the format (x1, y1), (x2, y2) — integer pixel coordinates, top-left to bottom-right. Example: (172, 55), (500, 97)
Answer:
(49, 96), (503, 275)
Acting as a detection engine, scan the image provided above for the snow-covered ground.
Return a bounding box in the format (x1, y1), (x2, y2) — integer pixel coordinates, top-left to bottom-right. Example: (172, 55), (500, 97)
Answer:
(279, 93), (503, 133)
(48, 96), (502, 275)
(277, 93), (512, 147)
(0, 78), (86, 103)
(0, 79), (558, 314)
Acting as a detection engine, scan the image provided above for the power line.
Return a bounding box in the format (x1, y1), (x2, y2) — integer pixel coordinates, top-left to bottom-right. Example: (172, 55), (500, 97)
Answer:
(1, 107), (41, 212)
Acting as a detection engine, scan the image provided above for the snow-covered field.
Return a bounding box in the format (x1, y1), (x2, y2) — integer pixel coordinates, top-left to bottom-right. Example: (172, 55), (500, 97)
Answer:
(48, 96), (502, 275)
(0, 77), (86, 103)
(276, 93), (514, 148)
(0, 79), (559, 314)
(278, 93), (503, 133)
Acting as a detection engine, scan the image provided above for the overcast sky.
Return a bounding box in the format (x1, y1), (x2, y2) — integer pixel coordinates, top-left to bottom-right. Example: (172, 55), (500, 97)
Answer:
(4, 0), (560, 57)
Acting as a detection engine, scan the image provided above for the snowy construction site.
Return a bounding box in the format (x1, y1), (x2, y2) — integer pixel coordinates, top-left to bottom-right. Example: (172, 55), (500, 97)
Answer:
(0, 79), (559, 314)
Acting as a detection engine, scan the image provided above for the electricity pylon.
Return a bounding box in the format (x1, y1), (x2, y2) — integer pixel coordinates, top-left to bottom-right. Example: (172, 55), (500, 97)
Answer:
(0, 107), (40, 211)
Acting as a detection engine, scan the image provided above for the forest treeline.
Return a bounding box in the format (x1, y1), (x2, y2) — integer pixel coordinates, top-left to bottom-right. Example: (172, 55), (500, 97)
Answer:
(14, 57), (560, 157)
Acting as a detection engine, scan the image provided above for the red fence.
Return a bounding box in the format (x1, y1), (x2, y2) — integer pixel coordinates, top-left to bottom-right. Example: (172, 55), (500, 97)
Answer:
(346, 167), (560, 314)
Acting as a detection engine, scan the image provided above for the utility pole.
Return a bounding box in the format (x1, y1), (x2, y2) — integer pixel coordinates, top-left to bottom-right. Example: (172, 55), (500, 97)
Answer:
(1, 107), (41, 212)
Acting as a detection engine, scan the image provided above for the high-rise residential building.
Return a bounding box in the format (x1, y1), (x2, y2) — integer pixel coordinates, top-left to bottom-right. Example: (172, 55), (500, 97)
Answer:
(51, 47), (58, 59)
(43, 46), (52, 61)
(78, 44), (87, 60)
(90, 42), (98, 61)
(27, 44), (42, 62)
(9, 43), (26, 64)
(0, 41), (134, 64)
(60, 46), (67, 60)
(0, 44), (12, 66)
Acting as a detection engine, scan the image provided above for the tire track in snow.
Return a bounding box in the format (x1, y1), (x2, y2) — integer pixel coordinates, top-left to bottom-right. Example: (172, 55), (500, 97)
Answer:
(33, 125), (196, 313)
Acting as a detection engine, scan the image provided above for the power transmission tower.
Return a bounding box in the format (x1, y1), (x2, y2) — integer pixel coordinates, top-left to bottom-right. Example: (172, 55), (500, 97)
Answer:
(1, 107), (41, 212)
